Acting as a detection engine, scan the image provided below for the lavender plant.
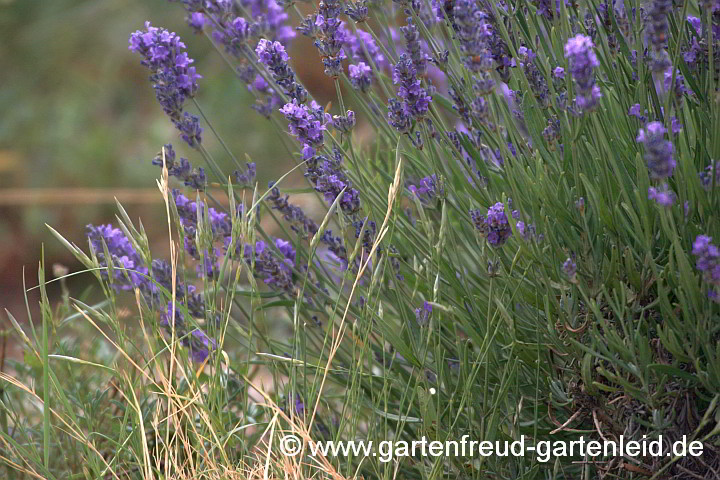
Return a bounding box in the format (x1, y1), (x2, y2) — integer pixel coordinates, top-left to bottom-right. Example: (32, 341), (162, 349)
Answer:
(4, 1), (720, 479)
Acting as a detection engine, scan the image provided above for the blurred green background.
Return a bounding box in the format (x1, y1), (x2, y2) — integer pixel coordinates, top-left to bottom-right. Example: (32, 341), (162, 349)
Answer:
(0, 0), (332, 314)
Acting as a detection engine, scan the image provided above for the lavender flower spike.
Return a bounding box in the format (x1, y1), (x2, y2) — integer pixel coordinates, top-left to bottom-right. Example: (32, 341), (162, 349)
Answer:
(129, 22), (203, 146)
(349, 62), (373, 93)
(470, 202), (513, 247)
(647, 184), (676, 207)
(400, 18), (428, 76)
(564, 34), (602, 112)
(647, 0), (673, 73)
(562, 257), (577, 283)
(152, 144), (206, 189)
(280, 100), (331, 147)
(387, 54), (432, 134)
(313, 0), (347, 77)
(255, 39), (307, 103)
(88, 222), (214, 363)
(636, 122), (675, 180)
(408, 174), (442, 203)
(692, 235), (720, 302)
(414, 301), (432, 326)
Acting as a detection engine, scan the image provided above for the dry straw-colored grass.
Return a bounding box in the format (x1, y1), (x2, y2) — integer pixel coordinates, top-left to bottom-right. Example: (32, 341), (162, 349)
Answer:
(1, 152), (406, 479)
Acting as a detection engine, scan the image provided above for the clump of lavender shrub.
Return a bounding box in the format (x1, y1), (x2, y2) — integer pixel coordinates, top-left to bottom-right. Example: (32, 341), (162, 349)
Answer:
(6, 1), (720, 478)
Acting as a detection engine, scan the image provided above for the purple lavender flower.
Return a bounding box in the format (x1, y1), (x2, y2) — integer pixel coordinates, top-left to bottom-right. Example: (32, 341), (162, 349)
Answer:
(692, 235), (720, 302)
(312, 0), (347, 77)
(152, 144), (206, 189)
(647, 184), (676, 207)
(553, 66), (565, 79)
(683, 36), (704, 64)
(349, 62), (373, 92)
(671, 117), (683, 134)
(280, 100), (331, 147)
(320, 230), (349, 270)
(251, 91), (284, 118)
(233, 162), (257, 186)
(542, 116), (561, 147)
(401, 18), (429, 76)
(408, 174), (442, 202)
(353, 218), (377, 257)
(87, 224), (148, 291)
(244, 238), (296, 293)
(470, 90), (492, 127)
(387, 54), (432, 133)
(687, 15), (703, 36)
(701, 0), (720, 11)
(304, 146), (361, 214)
(292, 393), (305, 417)
(699, 161), (720, 190)
(129, 22), (203, 146)
(636, 121), (675, 180)
(188, 329), (216, 362)
(663, 68), (691, 99)
(88, 222), (213, 362)
(161, 278), (207, 319)
(452, 0), (494, 73)
(331, 110), (356, 134)
(188, 12), (206, 32)
(534, 0), (568, 19)
(211, 16), (251, 56)
(388, 98), (413, 134)
(564, 34), (602, 112)
(646, 0), (673, 73)
(297, 13), (322, 38)
(515, 220), (542, 243)
(161, 293), (216, 361)
(321, 56), (343, 77)
(534, 0), (553, 18)
(562, 257), (577, 282)
(646, 0), (672, 51)
(470, 202), (513, 247)
(173, 190), (231, 239)
(345, 0), (369, 22)
(449, 88), (471, 124)
(172, 190), (231, 271)
(181, 0), (294, 45)
(173, 0), (295, 117)
(343, 29), (387, 70)
(414, 301), (432, 326)
(628, 104), (647, 122)
(267, 182), (319, 237)
(255, 39), (308, 102)
(516, 46), (549, 106)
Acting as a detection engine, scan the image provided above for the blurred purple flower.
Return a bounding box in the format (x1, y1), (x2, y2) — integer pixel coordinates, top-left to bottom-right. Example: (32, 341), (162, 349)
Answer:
(692, 235), (720, 302)
(562, 257), (577, 282)
(564, 34), (602, 112)
(349, 62), (373, 92)
(414, 301), (432, 326)
(647, 184), (676, 207)
(637, 121), (675, 180)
